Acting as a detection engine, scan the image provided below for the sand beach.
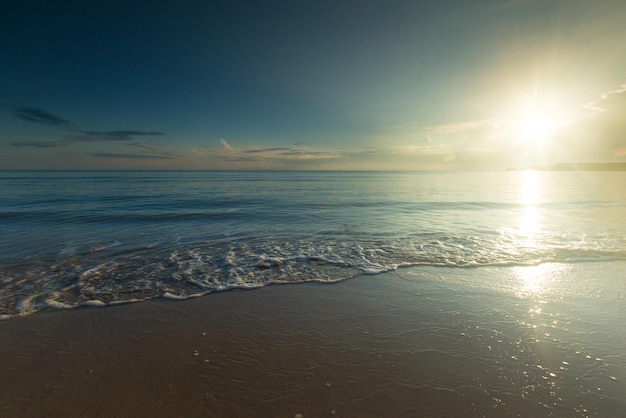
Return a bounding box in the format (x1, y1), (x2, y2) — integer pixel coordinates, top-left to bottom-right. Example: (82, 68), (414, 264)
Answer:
(1, 263), (625, 417)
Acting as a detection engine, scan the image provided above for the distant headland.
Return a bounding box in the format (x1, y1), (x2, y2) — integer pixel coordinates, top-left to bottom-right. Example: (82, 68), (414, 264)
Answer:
(507, 162), (626, 171)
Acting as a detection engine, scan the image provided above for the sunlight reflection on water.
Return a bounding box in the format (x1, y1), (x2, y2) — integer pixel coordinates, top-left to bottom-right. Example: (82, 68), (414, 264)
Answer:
(519, 206), (539, 235)
(519, 170), (540, 235)
(521, 170), (539, 205)
(513, 263), (569, 298)
(513, 172), (566, 298)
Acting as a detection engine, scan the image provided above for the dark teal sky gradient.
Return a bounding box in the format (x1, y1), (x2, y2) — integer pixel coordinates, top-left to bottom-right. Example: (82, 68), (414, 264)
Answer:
(2, 0), (625, 169)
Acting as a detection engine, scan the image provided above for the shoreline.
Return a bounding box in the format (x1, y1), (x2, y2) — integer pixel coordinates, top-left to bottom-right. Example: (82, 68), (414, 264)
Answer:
(1, 264), (625, 417)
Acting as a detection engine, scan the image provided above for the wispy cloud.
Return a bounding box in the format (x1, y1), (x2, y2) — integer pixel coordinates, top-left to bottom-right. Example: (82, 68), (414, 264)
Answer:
(92, 152), (175, 160)
(127, 142), (180, 158)
(212, 144), (345, 165)
(10, 133), (168, 148)
(389, 145), (421, 154)
(245, 147), (291, 154)
(78, 130), (165, 141)
(614, 147), (626, 157)
(224, 155), (265, 162)
(385, 139), (451, 156)
(427, 119), (491, 134)
(10, 137), (178, 161)
(553, 83), (626, 160)
(7, 102), (166, 150)
(9, 140), (68, 148)
(220, 138), (235, 152)
(276, 150), (343, 159)
(233, 146), (343, 160)
(582, 84), (626, 116)
(14, 106), (72, 126)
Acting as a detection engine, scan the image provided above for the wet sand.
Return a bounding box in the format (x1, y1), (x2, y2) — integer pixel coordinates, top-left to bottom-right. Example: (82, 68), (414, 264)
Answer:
(1, 265), (625, 417)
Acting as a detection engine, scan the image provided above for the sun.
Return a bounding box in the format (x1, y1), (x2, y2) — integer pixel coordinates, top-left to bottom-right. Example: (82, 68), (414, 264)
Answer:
(499, 92), (568, 167)
(504, 93), (566, 146)
(519, 108), (557, 143)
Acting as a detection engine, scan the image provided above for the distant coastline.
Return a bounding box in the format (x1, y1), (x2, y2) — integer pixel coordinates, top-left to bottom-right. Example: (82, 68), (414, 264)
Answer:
(507, 162), (626, 171)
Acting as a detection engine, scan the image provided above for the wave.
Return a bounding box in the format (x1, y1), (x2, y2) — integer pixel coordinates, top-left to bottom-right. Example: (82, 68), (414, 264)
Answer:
(2, 233), (625, 320)
(2, 171), (626, 320)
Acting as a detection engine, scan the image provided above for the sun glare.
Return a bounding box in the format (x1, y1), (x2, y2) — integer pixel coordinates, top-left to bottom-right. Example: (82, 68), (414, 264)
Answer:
(506, 93), (566, 146)
(521, 110), (556, 143)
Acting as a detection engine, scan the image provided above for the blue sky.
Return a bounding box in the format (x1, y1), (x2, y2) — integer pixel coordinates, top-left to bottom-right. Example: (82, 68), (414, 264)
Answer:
(1, 0), (625, 170)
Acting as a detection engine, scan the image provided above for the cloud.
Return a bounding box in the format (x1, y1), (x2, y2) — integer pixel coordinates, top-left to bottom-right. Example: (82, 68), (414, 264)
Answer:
(614, 147), (626, 157)
(427, 119), (491, 134)
(13, 107), (72, 126)
(224, 155), (265, 162)
(6, 101), (164, 136)
(582, 84), (626, 116)
(553, 84), (626, 161)
(245, 147), (291, 154)
(77, 130), (165, 141)
(276, 150), (343, 159)
(9, 137), (177, 165)
(7, 102), (167, 151)
(10, 140), (68, 148)
(380, 140), (452, 156)
(92, 152), (175, 160)
(127, 142), (180, 158)
(220, 138), (234, 152)
(211, 144), (346, 166)
(389, 145), (421, 154)
(230, 146), (344, 160)
(10, 132), (167, 148)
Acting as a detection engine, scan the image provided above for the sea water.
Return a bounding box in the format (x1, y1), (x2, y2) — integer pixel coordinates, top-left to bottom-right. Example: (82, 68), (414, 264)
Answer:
(0, 170), (625, 319)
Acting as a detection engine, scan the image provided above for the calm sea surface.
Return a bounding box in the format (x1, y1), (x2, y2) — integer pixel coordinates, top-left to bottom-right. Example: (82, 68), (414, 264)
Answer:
(1, 170), (625, 319)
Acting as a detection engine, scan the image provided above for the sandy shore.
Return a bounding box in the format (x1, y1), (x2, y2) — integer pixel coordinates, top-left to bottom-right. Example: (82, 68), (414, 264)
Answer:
(1, 274), (458, 417)
(1, 265), (625, 417)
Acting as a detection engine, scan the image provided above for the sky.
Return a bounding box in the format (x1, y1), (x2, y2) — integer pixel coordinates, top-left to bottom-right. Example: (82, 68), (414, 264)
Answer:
(1, 0), (625, 170)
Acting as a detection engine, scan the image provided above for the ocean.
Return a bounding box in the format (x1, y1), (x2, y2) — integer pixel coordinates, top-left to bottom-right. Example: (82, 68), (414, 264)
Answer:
(2, 169), (626, 416)
(1, 170), (625, 319)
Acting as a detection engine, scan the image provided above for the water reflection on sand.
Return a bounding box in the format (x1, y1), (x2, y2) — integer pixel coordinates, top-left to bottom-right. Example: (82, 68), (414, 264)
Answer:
(513, 262), (568, 298)
(399, 261), (626, 416)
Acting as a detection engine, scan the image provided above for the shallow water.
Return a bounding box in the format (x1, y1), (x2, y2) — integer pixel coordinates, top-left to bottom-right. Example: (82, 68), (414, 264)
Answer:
(388, 263), (626, 416)
(1, 170), (625, 318)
